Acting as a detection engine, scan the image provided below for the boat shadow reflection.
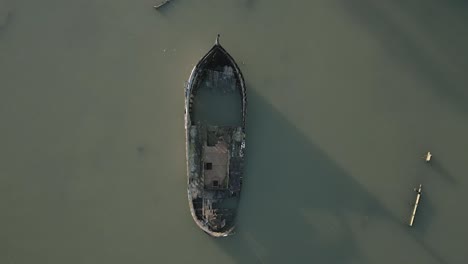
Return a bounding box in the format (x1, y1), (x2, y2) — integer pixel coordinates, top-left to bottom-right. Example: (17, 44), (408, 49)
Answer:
(211, 89), (405, 263)
(337, 0), (468, 116)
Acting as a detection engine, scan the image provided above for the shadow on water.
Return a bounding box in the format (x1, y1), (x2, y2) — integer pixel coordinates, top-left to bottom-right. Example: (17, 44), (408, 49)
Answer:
(411, 190), (435, 235)
(210, 90), (447, 263)
(338, 0), (468, 115)
(406, 192), (448, 264)
(243, 0), (257, 9)
(0, 11), (13, 37)
(430, 159), (457, 184)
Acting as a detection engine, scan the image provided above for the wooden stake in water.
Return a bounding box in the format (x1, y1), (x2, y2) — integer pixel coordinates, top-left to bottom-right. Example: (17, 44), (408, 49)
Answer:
(409, 184), (422, 227)
(424, 151), (432, 163)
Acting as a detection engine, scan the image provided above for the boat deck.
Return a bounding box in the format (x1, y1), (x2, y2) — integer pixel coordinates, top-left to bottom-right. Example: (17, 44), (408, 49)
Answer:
(187, 124), (245, 233)
(203, 141), (229, 189)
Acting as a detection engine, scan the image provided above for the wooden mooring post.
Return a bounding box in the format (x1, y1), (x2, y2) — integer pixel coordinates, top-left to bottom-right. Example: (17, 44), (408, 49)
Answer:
(424, 151), (432, 163)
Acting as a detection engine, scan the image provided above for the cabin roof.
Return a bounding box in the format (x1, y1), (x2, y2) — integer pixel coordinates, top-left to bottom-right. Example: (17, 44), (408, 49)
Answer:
(203, 141), (229, 189)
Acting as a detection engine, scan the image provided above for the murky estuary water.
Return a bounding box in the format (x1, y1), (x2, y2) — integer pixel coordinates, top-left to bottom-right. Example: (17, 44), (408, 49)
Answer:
(1, 0), (468, 263)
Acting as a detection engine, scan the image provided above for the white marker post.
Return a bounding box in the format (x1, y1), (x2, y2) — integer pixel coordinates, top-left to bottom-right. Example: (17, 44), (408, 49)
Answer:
(409, 184), (422, 227)
(424, 152), (432, 163)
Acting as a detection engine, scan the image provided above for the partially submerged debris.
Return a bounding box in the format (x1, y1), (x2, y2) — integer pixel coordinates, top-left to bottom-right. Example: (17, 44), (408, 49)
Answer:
(154, 0), (171, 9)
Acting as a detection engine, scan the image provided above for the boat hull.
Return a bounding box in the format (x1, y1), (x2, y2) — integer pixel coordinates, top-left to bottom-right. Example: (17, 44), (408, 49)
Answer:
(184, 37), (246, 237)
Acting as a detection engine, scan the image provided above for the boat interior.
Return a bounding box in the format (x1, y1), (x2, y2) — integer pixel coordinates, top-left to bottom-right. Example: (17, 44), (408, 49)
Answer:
(188, 47), (244, 127)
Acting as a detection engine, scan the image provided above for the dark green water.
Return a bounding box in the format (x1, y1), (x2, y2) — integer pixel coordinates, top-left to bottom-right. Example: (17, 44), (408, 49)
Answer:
(1, 0), (468, 263)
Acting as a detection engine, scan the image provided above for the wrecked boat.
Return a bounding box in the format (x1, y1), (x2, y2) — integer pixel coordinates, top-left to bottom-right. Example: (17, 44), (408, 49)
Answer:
(185, 35), (246, 237)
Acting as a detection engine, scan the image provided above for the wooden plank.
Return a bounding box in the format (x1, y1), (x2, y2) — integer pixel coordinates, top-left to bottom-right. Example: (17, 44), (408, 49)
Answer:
(154, 0), (171, 9)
